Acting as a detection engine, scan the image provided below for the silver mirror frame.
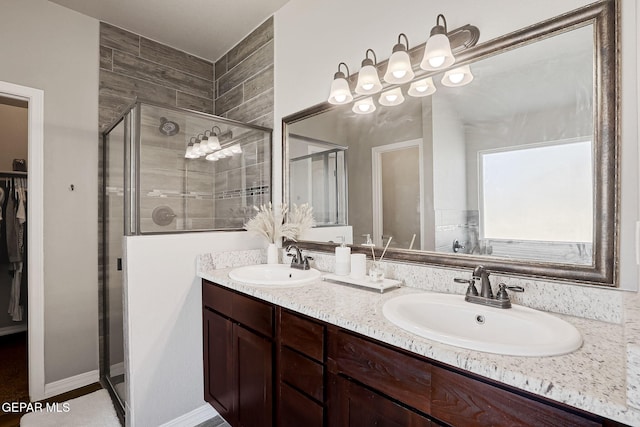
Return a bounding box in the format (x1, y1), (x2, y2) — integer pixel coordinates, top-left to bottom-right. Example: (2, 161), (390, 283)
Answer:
(282, 0), (619, 286)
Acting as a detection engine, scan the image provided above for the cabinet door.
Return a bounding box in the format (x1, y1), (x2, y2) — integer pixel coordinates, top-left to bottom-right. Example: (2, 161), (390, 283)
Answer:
(203, 309), (235, 423)
(236, 324), (273, 427)
(329, 375), (433, 427)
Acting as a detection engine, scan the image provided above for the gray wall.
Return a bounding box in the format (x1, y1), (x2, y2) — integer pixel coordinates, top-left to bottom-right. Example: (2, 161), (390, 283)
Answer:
(0, 0), (100, 383)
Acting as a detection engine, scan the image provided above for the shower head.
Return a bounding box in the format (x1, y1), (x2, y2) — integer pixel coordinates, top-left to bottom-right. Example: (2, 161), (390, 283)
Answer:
(159, 117), (180, 136)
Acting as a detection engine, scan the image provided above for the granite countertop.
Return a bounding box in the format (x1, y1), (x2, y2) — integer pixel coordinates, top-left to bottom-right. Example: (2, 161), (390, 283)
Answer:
(198, 262), (640, 426)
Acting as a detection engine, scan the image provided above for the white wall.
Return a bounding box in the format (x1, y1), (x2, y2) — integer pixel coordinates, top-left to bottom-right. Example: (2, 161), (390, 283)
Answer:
(125, 232), (265, 427)
(274, 0), (639, 291)
(0, 0), (100, 383)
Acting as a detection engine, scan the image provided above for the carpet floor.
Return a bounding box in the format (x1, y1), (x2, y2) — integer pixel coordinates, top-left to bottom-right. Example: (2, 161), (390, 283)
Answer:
(0, 332), (28, 405)
(20, 389), (120, 427)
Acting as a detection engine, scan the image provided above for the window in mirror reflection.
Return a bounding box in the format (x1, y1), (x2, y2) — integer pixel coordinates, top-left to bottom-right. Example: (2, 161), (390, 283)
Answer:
(478, 139), (593, 264)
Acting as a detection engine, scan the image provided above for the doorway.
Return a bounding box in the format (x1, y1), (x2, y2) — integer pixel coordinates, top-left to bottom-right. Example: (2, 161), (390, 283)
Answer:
(372, 139), (425, 250)
(0, 94), (29, 406)
(0, 81), (45, 403)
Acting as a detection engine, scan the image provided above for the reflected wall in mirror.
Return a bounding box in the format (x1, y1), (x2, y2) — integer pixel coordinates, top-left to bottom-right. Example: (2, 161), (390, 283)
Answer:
(283, 0), (618, 285)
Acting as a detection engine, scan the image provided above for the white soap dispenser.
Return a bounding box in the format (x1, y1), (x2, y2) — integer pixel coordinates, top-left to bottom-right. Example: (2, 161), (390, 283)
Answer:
(335, 236), (351, 276)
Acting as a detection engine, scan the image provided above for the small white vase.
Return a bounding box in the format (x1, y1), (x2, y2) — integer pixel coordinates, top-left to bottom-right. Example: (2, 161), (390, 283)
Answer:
(267, 243), (278, 264)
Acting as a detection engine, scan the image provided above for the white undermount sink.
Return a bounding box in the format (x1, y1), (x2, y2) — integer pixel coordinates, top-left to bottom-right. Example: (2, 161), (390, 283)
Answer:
(382, 293), (582, 357)
(228, 264), (321, 287)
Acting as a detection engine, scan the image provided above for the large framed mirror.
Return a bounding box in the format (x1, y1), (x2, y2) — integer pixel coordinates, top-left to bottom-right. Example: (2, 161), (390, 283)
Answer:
(283, 0), (619, 286)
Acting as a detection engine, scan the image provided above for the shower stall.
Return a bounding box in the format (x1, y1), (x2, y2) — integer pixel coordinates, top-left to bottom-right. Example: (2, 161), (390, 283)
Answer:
(100, 101), (272, 419)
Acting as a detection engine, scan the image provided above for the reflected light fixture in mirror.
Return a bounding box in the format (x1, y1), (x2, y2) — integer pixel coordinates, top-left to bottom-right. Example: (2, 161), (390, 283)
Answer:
(355, 49), (383, 95)
(328, 62), (353, 105)
(198, 133), (214, 154)
(384, 33), (415, 84)
(206, 126), (222, 150)
(421, 14), (455, 70)
(353, 97), (376, 114)
(379, 87), (405, 106)
(185, 137), (199, 159)
(442, 64), (474, 87)
(408, 77), (436, 97)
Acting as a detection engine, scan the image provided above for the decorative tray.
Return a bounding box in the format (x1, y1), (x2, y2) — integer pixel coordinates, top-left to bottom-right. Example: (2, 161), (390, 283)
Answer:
(321, 273), (402, 293)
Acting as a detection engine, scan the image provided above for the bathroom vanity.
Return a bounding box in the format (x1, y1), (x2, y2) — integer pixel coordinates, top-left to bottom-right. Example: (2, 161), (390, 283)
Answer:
(200, 268), (633, 427)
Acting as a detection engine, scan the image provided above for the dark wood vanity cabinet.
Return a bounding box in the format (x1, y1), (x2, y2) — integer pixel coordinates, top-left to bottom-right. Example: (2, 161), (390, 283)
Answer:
(203, 281), (274, 427)
(202, 280), (623, 427)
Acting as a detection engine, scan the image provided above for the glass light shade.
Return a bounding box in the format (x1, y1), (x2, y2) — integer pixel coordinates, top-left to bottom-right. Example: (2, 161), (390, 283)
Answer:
(383, 50), (414, 84)
(355, 65), (382, 95)
(215, 151), (227, 159)
(185, 145), (199, 159)
(192, 141), (203, 157)
(328, 76), (353, 105)
(352, 97), (376, 114)
(207, 135), (221, 151)
(378, 88), (405, 107)
(222, 147), (234, 156)
(420, 33), (455, 70)
(230, 144), (242, 154)
(408, 77), (436, 97)
(200, 136), (214, 154)
(205, 153), (219, 161)
(441, 65), (474, 87)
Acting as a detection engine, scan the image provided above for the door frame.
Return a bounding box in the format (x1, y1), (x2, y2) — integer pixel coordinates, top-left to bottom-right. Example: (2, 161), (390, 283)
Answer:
(0, 80), (45, 401)
(371, 139), (425, 249)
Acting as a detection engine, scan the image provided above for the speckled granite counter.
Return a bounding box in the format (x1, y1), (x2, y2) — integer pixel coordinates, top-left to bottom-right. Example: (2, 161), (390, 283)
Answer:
(198, 252), (640, 426)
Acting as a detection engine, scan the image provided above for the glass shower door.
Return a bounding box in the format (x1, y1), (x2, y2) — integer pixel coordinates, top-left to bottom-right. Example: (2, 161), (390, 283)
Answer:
(103, 116), (127, 415)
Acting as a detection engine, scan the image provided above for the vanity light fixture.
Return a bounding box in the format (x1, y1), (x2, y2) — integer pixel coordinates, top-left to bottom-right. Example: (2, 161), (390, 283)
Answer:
(378, 87), (405, 106)
(441, 64), (474, 87)
(205, 152), (220, 161)
(198, 133), (214, 154)
(206, 126), (222, 150)
(352, 97), (376, 114)
(384, 34), (415, 84)
(328, 62), (353, 105)
(355, 49), (383, 95)
(408, 77), (436, 97)
(421, 14), (455, 71)
(185, 137), (200, 159)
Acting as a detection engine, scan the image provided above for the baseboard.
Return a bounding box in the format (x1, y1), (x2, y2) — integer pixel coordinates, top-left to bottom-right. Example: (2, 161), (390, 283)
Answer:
(159, 404), (219, 427)
(43, 369), (100, 399)
(0, 324), (27, 336)
(109, 361), (124, 377)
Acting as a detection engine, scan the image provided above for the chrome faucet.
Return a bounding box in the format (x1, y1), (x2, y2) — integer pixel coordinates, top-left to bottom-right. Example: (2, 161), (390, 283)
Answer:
(473, 265), (493, 299)
(454, 265), (524, 309)
(286, 245), (313, 270)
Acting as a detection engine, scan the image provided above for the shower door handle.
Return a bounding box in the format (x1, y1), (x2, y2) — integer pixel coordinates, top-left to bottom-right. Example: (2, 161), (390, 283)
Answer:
(117, 258), (122, 271)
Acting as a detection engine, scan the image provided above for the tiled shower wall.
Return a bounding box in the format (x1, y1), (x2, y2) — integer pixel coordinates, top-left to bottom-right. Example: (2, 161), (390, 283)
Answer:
(98, 22), (214, 131)
(97, 19), (275, 367)
(214, 17), (274, 129)
(213, 17), (274, 224)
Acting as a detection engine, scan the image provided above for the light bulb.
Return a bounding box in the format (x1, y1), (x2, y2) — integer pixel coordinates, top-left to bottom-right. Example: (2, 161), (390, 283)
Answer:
(386, 94), (398, 103)
(448, 73), (464, 84)
(334, 94), (347, 103)
(362, 83), (374, 91)
(392, 70), (406, 79)
(429, 56), (445, 68)
(352, 97), (376, 114)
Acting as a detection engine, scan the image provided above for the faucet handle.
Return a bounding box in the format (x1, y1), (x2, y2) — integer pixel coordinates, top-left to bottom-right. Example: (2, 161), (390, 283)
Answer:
(455, 278), (478, 297)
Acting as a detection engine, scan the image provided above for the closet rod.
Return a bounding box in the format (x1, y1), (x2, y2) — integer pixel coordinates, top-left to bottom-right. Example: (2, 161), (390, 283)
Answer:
(0, 171), (27, 177)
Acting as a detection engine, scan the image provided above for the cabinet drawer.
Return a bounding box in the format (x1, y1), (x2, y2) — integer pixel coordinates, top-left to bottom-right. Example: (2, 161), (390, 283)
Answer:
(431, 367), (601, 427)
(232, 293), (274, 338)
(279, 383), (323, 427)
(203, 281), (273, 338)
(280, 309), (324, 362)
(202, 280), (232, 317)
(328, 329), (432, 415)
(280, 347), (323, 401)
